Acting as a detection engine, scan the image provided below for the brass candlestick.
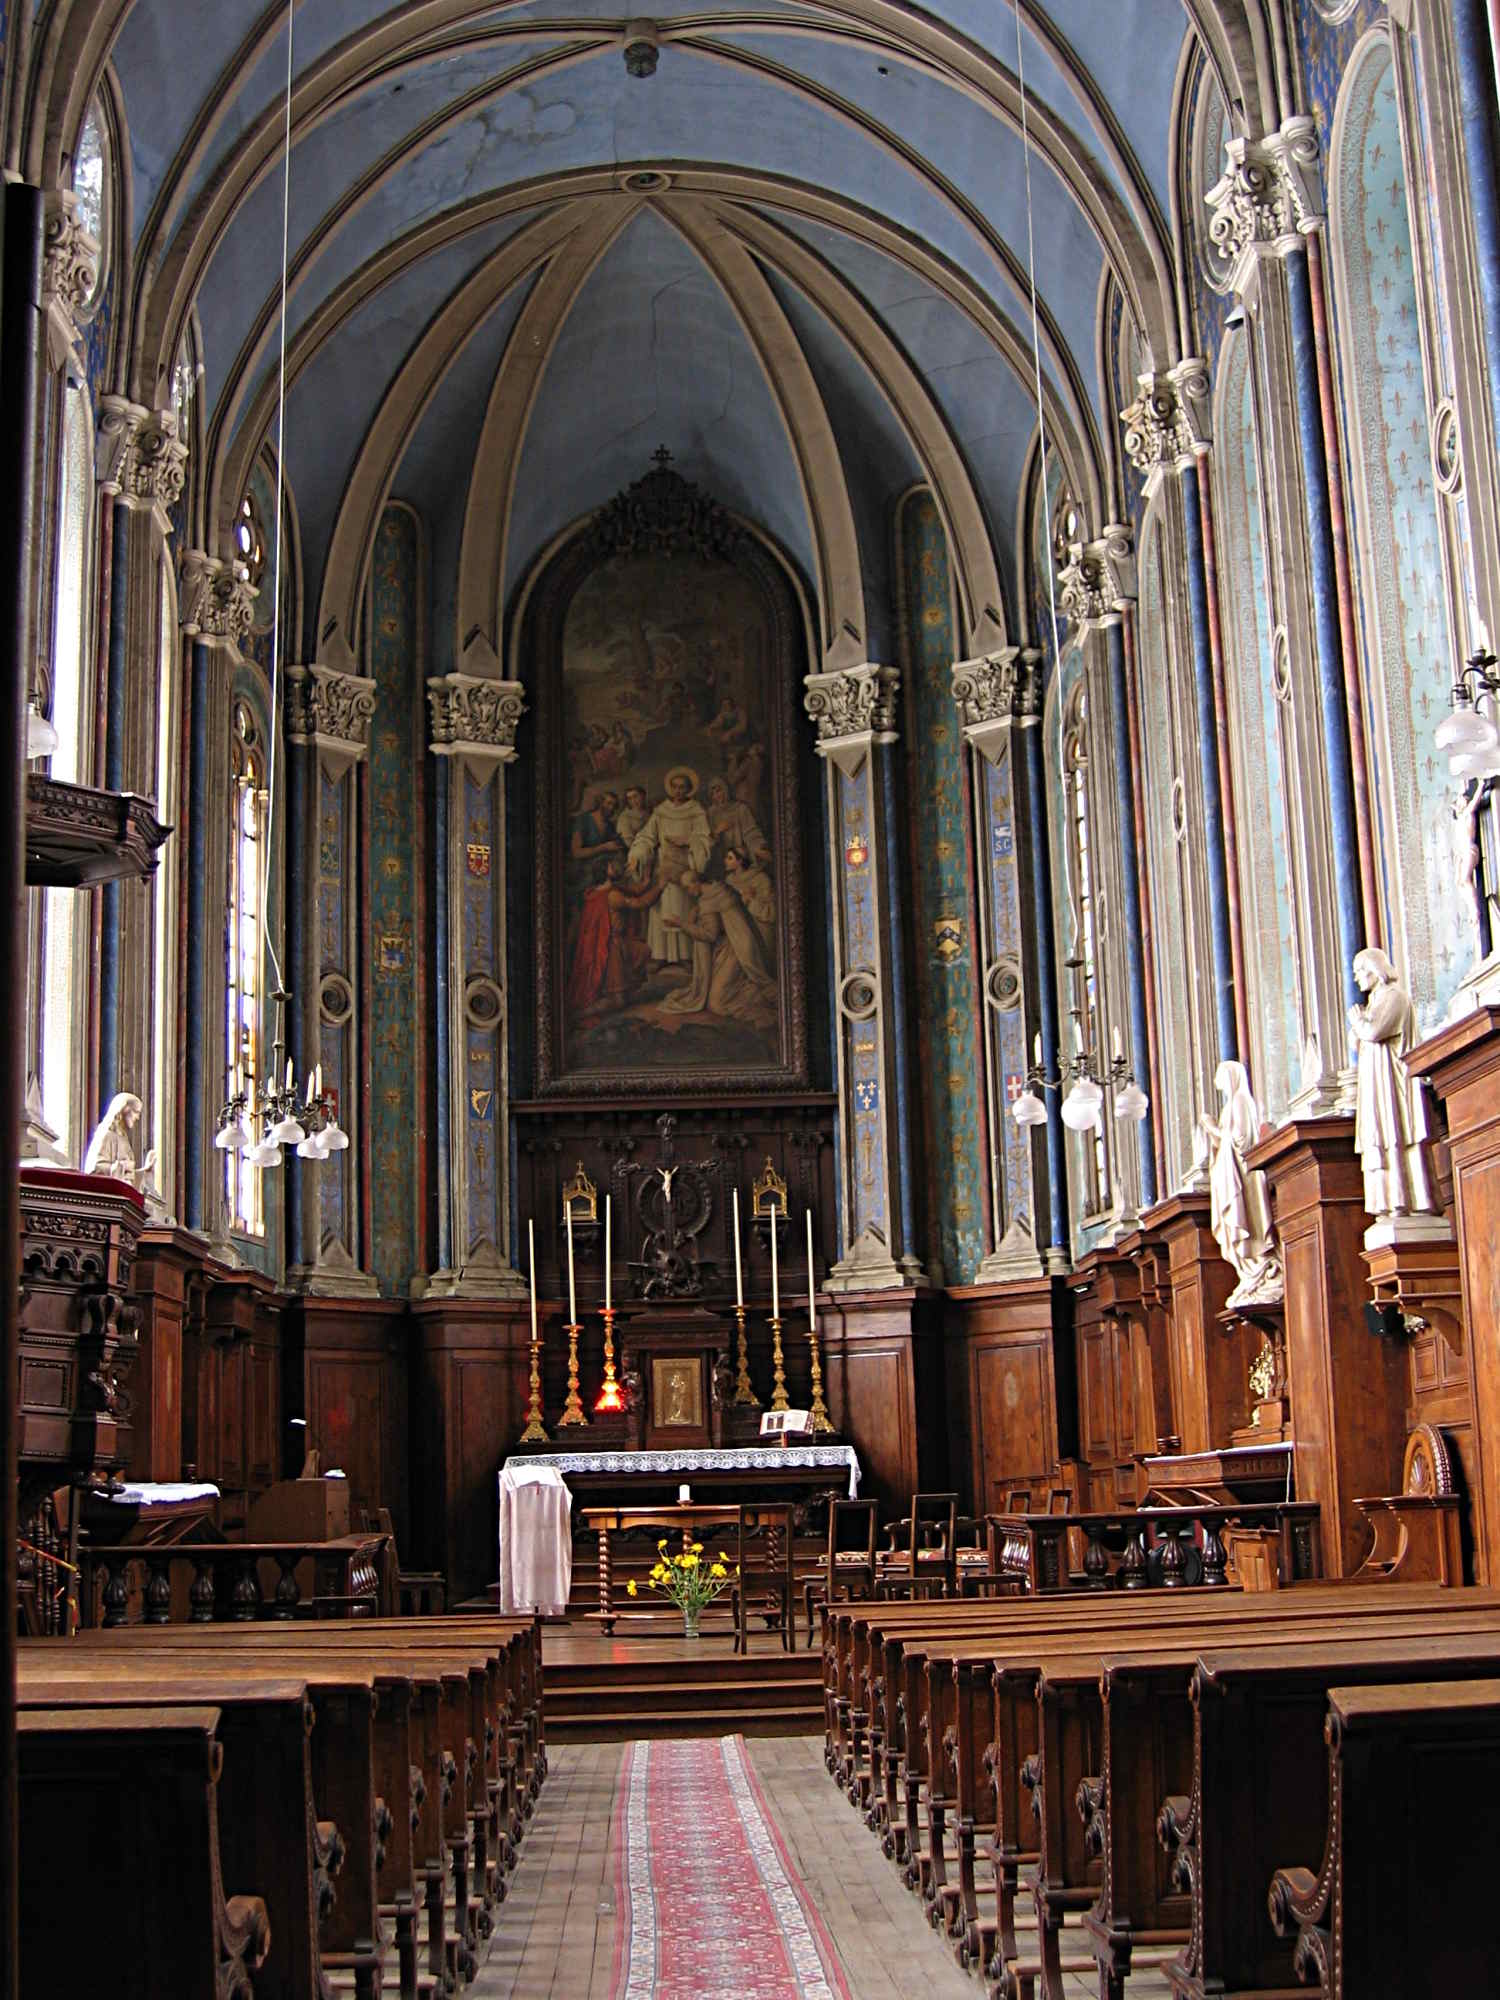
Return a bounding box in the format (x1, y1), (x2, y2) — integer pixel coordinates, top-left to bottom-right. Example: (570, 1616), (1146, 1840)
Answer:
(519, 1335), (549, 1444)
(731, 1304), (760, 1407)
(768, 1312), (789, 1412)
(596, 1304), (624, 1413)
(808, 1318), (833, 1435)
(558, 1322), (588, 1427)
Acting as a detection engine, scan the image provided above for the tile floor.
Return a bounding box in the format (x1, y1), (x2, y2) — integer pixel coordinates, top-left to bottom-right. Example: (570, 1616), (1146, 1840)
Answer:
(472, 1737), (1175, 1999)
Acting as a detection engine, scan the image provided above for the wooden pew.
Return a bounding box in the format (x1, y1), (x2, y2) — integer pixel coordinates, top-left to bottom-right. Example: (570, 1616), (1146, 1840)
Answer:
(1268, 1679), (1500, 1997)
(1167, 1630), (1500, 1999)
(17, 1706), (272, 1999)
(62, 1616), (543, 1991)
(831, 1588), (1500, 2000)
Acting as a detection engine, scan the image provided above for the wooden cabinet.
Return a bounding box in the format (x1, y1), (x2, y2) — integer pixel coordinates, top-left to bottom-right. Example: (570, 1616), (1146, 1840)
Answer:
(944, 1276), (1061, 1515)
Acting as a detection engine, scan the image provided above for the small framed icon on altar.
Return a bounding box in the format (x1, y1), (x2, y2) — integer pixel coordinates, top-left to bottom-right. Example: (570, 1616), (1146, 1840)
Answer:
(651, 1357), (705, 1433)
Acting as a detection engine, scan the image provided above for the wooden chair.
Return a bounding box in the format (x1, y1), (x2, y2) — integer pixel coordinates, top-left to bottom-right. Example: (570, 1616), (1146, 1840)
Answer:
(876, 1491), (958, 1600)
(735, 1504), (796, 1654)
(802, 1498), (879, 1647)
(1004, 1485), (1031, 1513)
(366, 1506), (447, 1616)
(954, 1512), (993, 1596)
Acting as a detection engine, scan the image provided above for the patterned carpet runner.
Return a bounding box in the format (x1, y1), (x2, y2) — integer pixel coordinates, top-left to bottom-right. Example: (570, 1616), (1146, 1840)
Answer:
(612, 1736), (852, 1999)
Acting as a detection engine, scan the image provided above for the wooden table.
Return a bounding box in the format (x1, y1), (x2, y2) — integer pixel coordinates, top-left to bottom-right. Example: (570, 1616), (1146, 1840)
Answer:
(583, 1503), (773, 1633)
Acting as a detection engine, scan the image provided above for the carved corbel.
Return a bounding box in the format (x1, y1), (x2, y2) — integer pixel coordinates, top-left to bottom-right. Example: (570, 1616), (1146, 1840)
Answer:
(96, 396), (188, 532)
(284, 664), (377, 771)
(427, 673), (526, 771)
(1120, 363), (1211, 490)
(40, 190), (99, 370)
(1207, 117), (1324, 296)
(802, 663), (900, 778)
(950, 647), (1040, 766)
(1057, 523), (1137, 631)
(179, 549), (257, 651)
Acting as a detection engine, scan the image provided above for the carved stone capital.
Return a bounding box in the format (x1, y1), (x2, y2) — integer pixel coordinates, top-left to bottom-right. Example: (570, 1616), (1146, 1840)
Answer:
(950, 647), (1040, 765)
(1057, 523), (1137, 628)
(285, 664), (377, 767)
(179, 549), (257, 649)
(1207, 116), (1324, 293)
(40, 190), (99, 367)
(803, 663), (899, 776)
(427, 673), (526, 766)
(96, 397), (188, 529)
(1120, 362), (1211, 485)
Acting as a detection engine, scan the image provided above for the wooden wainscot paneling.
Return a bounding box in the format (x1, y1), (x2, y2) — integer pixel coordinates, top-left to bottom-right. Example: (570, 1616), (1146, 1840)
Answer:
(287, 1297), (408, 1552)
(410, 1298), (537, 1606)
(944, 1276), (1059, 1516)
(1068, 1247), (1140, 1509)
(816, 1288), (942, 1514)
(1247, 1117), (1407, 1576)
(128, 1226), (212, 1483)
(1137, 1192), (1262, 1454)
(1408, 1005), (1500, 1584)
(196, 1266), (286, 1532)
(1115, 1220), (1175, 1458)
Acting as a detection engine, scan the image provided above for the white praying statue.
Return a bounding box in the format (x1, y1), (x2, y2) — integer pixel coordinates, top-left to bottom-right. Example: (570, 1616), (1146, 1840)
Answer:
(82, 1091), (157, 1192)
(1198, 1061), (1283, 1307)
(1348, 947), (1433, 1217)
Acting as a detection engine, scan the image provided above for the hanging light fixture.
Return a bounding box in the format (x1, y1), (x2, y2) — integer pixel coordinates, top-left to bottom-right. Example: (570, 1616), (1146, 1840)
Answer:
(1437, 638), (1500, 778)
(213, 0), (346, 1170)
(1006, 13), (1148, 1140)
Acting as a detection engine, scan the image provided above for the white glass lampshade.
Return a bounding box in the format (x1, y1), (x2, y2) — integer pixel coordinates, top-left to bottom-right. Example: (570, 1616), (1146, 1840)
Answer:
(295, 1131), (324, 1159)
(1449, 734), (1500, 781)
(320, 1123), (350, 1153)
(1114, 1080), (1150, 1123)
(267, 1113), (306, 1146)
(244, 1138), (281, 1169)
(25, 702), (59, 760)
(1061, 1082), (1103, 1132)
(1435, 703), (1495, 756)
(214, 1116), (248, 1153)
(1010, 1088), (1047, 1128)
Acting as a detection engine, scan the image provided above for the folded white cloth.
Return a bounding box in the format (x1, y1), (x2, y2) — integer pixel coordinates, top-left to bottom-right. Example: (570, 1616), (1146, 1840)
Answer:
(107, 1482), (221, 1507)
(497, 1464), (572, 1616)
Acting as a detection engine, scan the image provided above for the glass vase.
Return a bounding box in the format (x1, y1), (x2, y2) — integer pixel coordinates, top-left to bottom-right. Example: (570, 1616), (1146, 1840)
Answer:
(682, 1605), (700, 1640)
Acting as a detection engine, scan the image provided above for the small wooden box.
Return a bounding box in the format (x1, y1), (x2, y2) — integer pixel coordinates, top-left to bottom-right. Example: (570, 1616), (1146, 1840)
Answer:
(246, 1477), (350, 1542)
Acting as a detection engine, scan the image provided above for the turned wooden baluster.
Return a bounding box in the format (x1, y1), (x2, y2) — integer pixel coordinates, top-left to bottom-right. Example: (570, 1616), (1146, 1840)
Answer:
(143, 1553), (173, 1623)
(189, 1554), (216, 1622)
(1083, 1522), (1111, 1588)
(272, 1552), (300, 1619)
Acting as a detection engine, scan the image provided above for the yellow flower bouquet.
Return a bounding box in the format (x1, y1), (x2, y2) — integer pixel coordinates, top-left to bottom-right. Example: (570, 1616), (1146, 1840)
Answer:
(626, 1540), (738, 1637)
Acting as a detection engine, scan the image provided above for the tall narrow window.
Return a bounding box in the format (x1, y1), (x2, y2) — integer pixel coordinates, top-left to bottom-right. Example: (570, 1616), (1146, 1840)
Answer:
(1062, 683), (1109, 1213)
(39, 382), (94, 1157)
(151, 561), (179, 1207)
(226, 701), (266, 1236)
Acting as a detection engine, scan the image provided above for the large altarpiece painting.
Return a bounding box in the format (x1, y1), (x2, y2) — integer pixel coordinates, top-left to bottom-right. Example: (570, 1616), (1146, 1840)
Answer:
(531, 464), (809, 1095)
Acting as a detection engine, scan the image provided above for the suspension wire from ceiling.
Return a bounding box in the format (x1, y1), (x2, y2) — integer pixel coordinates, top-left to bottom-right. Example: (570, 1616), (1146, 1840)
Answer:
(259, 0), (295, 1002)
(1013, 1), (1066, 677)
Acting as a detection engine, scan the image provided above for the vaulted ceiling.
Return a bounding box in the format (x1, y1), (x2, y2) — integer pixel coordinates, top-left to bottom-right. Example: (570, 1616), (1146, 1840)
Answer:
(54, 0), (1229, 668)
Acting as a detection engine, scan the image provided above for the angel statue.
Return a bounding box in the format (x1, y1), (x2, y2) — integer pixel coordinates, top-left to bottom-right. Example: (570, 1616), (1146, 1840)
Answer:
(1348, 947), (1433, 1217)
(82, 1092), (157, 1192)
(1198, 1061), (1283, 1308)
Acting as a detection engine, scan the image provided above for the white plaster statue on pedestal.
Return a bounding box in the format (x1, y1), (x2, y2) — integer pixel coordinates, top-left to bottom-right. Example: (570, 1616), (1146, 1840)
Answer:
(1198, 1060), (1283, 1307)
(1348, 947), (1433, 1218)
(82, 1091), (156, 1192)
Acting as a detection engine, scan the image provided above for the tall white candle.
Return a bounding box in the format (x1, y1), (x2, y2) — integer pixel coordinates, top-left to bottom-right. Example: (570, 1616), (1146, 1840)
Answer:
(770, 1201), (779, 1318)
(806, 1209), (816, 1332)
(732, 1188), (743, 1308)
(565, 1197), (577, 1325)
(528, 1218), (538, 1343)
(604, 1195), (612, 1312)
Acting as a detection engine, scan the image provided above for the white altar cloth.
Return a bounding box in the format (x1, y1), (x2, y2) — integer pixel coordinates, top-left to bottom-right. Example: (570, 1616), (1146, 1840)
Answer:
(497, 1462), (573, 1617)
(500, 1445), (862, 1499)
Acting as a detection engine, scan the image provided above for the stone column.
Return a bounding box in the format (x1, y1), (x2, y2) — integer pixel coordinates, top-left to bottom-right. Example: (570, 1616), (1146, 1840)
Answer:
(416, 672), (528, 1300)
(93, 400), (190, 1190)
(948, 645), (1046, 1279)
(1208, 119), (1369, 1035)
(804, 662), (917, 1291)
(285, 662), (378, 1297)
(1057, 524), (1159, 1209)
